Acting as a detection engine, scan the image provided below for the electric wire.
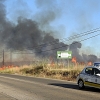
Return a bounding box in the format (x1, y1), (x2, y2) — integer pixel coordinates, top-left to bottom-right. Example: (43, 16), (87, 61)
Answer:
(3, 27), (100, 53)
(40, 33), (100, 52)
(5, 27), (100, 52)
(25, 27), (100, 50)
(13, 33), (100, 54)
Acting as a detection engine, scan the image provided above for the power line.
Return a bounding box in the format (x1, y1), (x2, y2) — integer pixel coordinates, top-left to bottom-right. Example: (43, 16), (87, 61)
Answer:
(26, 27), (100, 50)
(40, 33), (100, 52)
(2, 27), (100, 53)
(80, 33), (100, 42)
(13, 33), (100, 54)
(8, 27), (100, 52)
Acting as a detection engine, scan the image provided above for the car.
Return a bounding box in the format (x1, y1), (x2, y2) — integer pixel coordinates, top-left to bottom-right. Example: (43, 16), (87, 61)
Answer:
(77, 66), (100, 89)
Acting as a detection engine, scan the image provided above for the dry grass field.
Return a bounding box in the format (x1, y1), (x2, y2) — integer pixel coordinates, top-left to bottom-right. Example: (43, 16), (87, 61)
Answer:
(0, 61), (87, 81)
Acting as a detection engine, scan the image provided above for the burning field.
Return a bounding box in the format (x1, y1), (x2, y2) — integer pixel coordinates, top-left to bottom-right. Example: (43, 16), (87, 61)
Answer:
(0, 0), (100, 71)
(0, 57), (95, 81)
(0, 62), (82, 81)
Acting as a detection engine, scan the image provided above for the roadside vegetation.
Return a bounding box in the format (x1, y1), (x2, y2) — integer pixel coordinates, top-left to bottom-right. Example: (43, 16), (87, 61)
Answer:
(0, 61), (86, 81)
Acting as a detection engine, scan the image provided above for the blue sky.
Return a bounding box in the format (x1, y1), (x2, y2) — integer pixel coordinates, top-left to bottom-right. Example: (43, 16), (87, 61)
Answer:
(3, 0), (100, 56)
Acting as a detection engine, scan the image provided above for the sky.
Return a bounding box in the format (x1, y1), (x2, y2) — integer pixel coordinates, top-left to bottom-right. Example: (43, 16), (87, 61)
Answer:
(2, 0), (100, 57)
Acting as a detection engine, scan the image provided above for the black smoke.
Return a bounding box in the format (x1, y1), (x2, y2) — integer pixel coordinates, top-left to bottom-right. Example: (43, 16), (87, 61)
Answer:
(69, 42), (99, 63)
(0, 0), (99, 63)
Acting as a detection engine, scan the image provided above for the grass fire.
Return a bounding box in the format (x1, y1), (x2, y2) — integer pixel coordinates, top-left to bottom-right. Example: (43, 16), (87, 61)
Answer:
(0, 55), (95, 81)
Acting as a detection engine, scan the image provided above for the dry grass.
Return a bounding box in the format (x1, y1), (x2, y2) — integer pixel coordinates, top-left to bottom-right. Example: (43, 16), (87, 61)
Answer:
(0, 62), (86, 81)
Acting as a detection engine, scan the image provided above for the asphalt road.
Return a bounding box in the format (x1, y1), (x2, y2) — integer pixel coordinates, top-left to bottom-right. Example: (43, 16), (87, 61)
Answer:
(0, 74), (99, 100)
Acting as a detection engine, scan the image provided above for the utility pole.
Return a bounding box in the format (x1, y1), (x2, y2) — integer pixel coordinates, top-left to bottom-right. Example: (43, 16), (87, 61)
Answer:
(10, 50), (12, 66)
(3, 49), (4, 66)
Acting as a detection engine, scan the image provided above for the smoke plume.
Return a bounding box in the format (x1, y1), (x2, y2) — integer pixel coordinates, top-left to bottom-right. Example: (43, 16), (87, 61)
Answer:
(0, 0), (99, 63)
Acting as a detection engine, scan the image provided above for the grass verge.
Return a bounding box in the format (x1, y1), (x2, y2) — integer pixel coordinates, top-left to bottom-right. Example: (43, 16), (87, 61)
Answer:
(0, 64), (83, 81)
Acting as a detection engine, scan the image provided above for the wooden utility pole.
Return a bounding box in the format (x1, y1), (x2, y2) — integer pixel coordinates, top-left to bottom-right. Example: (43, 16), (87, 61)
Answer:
(10, 50), (12, 66)
(3, 49), (4, 66)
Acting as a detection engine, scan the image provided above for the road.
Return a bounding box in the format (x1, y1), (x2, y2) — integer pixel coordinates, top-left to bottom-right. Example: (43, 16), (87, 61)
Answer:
(0, 74), (99, 100)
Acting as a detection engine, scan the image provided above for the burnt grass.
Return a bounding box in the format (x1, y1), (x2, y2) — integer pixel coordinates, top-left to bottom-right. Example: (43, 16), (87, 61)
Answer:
(19, 66), (80, 81)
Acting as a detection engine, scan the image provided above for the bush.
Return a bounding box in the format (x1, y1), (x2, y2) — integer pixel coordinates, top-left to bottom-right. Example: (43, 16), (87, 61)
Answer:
(20, 68), (31, 74)
(20, 66), (44, 75)
(62, 71), (69, 76)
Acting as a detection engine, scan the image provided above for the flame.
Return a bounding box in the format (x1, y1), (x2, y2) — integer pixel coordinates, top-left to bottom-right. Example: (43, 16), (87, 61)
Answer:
(72, 57), (77, 63)
(71, 57), (93, 66)
(0, 65), (18, 70)
(88, 62), (92, 66)
(49, 56), (55, 67)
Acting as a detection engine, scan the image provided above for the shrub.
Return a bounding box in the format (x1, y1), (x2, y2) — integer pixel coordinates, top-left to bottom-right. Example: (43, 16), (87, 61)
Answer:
(20, 68), (31, 74)
(19, 66), (44, 75)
